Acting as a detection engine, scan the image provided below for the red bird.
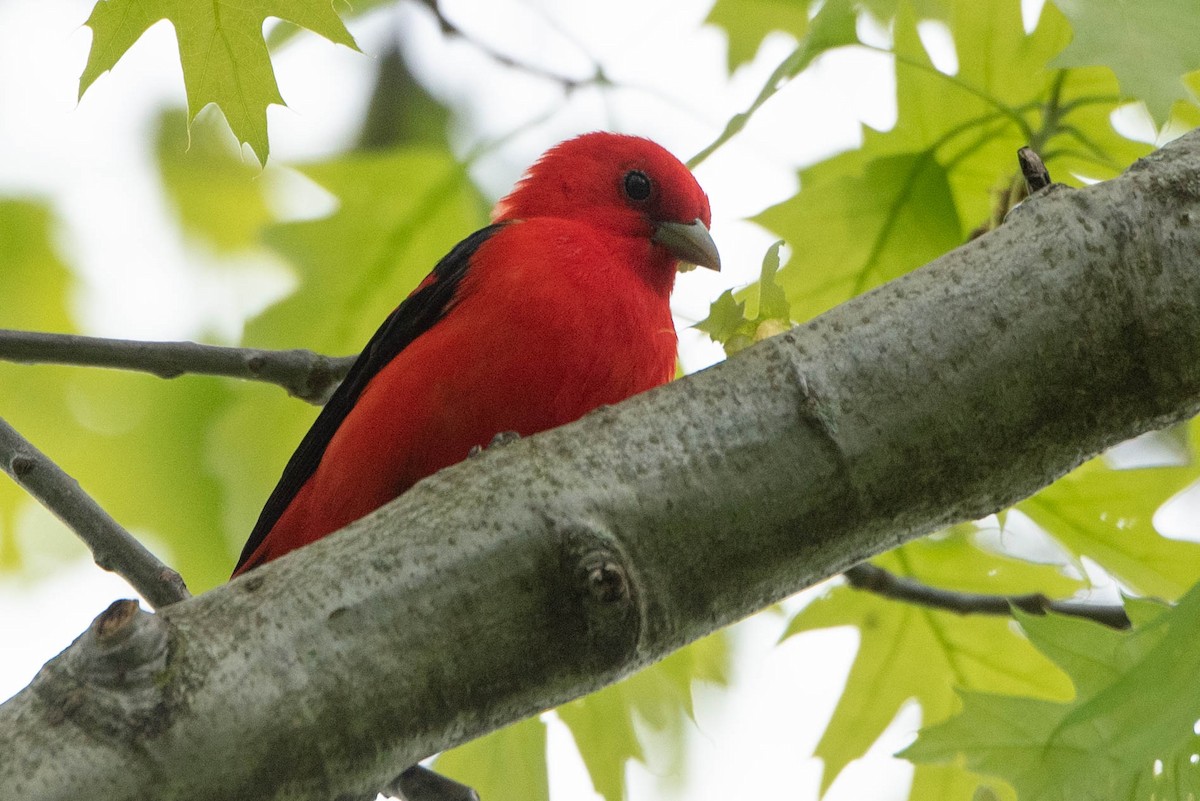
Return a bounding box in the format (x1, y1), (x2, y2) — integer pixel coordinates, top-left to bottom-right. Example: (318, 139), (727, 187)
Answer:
(233, 132), (718, 576)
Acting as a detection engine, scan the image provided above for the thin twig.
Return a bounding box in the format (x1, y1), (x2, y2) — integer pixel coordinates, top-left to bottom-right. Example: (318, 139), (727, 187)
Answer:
(0, 415), (190, 608)
(0, 330), (355, 405)
(1017, 146), (1053, 194)
(844, 563), (1132, 630)
(414, 0), (604, 91)
(383, 766), (479, 801)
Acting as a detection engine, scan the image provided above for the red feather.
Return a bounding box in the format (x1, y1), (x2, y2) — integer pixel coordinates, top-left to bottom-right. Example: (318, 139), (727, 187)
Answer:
(233, 133), (716, 576)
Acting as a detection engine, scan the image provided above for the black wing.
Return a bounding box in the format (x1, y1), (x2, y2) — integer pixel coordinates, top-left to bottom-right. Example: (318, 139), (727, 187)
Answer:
(233, 224), (505, 573)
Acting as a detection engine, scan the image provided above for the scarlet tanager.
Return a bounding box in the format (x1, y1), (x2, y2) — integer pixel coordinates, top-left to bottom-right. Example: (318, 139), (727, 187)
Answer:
(233, 132), (718, 576)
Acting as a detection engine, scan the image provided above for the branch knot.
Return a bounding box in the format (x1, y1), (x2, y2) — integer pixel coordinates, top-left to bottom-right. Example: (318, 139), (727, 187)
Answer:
(581, 552), (629, 604)
(79, 600), (169, 689)
(557, 520), (644, 670)
(9, 453), (34, 477)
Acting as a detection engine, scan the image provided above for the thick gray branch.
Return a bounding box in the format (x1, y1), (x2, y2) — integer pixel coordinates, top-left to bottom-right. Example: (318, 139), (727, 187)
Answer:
(4, 131), (1200, 800)
(0, 330), (355, 404)
(0, 415), (189, 608)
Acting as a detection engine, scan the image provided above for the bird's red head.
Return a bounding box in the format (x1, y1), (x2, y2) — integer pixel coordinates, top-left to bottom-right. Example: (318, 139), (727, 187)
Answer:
(493, 132), (719, 275)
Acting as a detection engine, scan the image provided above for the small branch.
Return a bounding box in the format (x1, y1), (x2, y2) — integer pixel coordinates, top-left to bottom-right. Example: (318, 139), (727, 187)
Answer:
(843, 563), (1132, 630)
(1017, 146), (1053, 194)
(0, 415), (190, 608)
(414, 0), (604, 92)
(0, 330), (354, 405)
(970, 145), (1057, 239)
(384, 766), (479, 801)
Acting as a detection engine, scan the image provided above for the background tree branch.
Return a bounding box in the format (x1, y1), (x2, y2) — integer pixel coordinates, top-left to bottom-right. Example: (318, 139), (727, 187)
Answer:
(0, 416), (190, 608)
(4, 130), (1200, 800)
(0, 330), (355, 404)
(413, 0), (604, 91)
(843, 563), (1132, 629)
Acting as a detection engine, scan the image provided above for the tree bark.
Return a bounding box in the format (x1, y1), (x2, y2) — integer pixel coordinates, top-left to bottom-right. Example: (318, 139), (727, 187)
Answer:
(4, 130), (1200, 800)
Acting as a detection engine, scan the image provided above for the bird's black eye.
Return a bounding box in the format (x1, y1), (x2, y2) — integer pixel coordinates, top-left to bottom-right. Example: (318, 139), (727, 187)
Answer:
(623, 170), (652, 202)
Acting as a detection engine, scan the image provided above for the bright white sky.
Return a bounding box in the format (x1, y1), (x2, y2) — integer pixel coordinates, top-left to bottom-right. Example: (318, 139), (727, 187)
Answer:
(0, 0), (1119, 799)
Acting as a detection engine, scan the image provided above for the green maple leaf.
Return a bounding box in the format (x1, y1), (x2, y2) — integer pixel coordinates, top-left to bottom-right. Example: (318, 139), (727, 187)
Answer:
(694, 289), (748, 345)
(1051, 0), (1200, 124)
(758, 146), (964, 322)
(904, 582), (1200, 800)
(784, 533), (1079, 797)
(696, 241), (792, 353)
(753, 240), (791, 321)
(706, 0), (813, 71)
(266, 0), (390, 49)
(79, 0), (359, 163)
(758, 0), (1151, 323)
(1019, 454), (1200, 600)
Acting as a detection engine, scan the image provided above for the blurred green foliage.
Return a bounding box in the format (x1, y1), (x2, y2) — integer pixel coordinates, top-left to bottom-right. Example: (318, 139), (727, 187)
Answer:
(3, 0), (1198, 799)
(906, 585), (1200, 801)
(697, 2), (1200, 797)
(80, 0), (358, 162)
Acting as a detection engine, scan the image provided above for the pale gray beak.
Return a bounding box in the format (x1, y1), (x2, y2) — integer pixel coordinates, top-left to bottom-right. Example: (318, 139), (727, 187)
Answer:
(653, 218), (721, 272)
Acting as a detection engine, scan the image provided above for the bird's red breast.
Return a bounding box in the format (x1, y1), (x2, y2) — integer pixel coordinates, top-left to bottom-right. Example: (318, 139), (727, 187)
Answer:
(233, 132), (717, 576)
